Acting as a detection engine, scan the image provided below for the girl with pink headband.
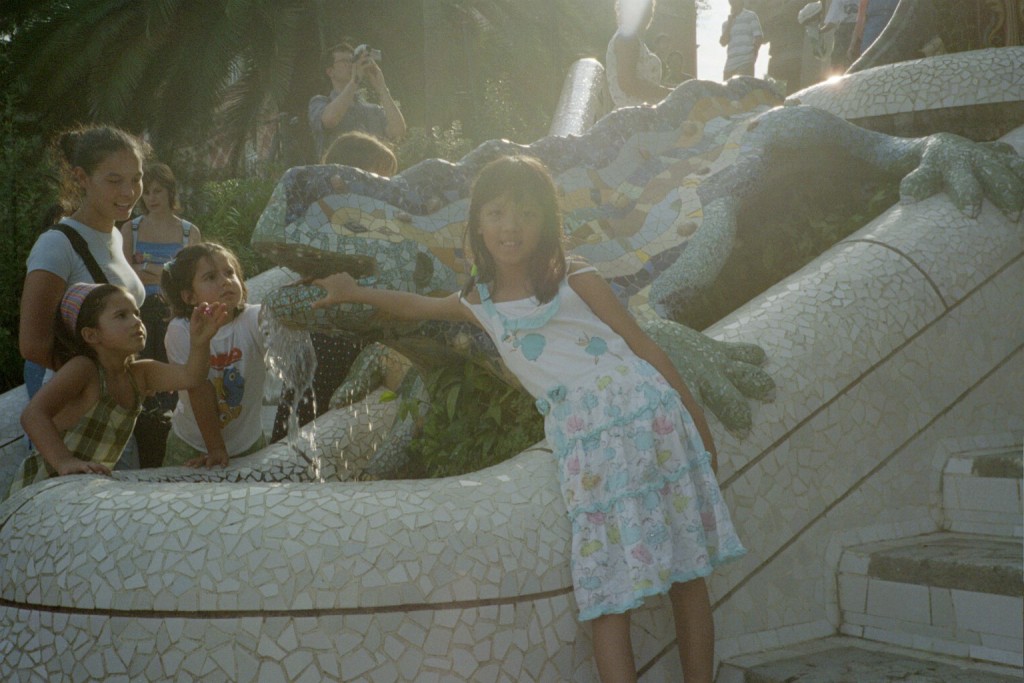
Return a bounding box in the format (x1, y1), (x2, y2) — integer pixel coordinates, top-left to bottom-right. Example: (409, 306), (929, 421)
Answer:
(7, 283), (228, 498)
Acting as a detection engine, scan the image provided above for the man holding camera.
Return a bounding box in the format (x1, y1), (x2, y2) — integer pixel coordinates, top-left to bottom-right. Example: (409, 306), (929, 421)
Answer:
(308, 41), (406, 162)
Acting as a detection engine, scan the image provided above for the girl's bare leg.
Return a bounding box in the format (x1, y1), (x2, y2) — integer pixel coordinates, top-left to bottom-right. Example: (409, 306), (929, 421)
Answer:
(592, 611), (638, 683)
(669, 579), (714, 683)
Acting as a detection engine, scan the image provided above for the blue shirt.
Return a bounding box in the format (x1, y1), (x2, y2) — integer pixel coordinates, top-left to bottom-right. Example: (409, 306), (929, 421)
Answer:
(308, 91), (388, 161)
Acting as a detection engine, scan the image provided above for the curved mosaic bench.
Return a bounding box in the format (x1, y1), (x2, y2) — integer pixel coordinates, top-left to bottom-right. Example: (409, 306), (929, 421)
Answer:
(1, 61), (1022, 681)
(787, 47), (1024, 139)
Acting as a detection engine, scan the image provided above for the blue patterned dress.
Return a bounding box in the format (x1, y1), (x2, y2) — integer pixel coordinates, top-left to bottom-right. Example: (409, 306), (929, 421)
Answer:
(461, 265), (746, 621)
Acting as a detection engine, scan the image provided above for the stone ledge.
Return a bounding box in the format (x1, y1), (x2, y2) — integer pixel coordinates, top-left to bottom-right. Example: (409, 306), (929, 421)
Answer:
(718, 636), (1022, 683)
(845, 532), (1022, 597)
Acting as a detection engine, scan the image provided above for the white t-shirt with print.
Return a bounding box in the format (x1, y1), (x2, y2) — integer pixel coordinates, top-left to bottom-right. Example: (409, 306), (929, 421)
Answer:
(166, 304), (267, 455)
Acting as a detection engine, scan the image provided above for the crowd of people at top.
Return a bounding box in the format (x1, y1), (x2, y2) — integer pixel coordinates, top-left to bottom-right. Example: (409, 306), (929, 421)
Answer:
(606, 0), (898, 110)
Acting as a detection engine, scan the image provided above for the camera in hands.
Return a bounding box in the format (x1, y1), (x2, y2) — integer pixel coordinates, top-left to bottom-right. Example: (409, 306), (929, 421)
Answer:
(354, 44), (382, 62)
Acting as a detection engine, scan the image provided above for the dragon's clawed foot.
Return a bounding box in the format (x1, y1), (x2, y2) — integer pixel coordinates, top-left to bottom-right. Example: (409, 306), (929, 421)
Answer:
(901, 133), (1024, 220)
(642, 318), (774, 436)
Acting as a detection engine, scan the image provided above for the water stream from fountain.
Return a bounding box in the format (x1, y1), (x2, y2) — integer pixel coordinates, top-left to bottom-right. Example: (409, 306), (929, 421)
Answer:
(260, 307), (321, 481)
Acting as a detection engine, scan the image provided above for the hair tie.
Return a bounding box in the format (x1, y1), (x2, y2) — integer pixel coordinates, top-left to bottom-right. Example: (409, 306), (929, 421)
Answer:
(470, 263), (478, 278)
(163, 257), (175, 271)
(60, 282), (103, 333)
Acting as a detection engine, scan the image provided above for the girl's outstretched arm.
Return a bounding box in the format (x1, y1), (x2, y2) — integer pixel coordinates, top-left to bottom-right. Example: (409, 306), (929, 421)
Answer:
(312, 272), (473, 323)
(569, 267), (719, 471)
(133, 302), (230, 394)
(21, 357), (112, 476)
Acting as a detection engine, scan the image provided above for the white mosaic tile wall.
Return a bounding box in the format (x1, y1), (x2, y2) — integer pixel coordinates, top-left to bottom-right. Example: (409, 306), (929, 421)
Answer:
(838, 543), (1024, 667)
(786, 47), (1024, 120)
(1, 73), (1022, 682)
(943, 450), (1024, 538)
(705, 121), (1024, 668)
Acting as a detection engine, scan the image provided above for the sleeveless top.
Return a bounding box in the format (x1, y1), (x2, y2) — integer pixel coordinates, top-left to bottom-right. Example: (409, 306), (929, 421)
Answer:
(129, 215), (193, 295)
(9, 362), (142, 495)
(605, 30), (663, 108)
(460, 265), (638, 400)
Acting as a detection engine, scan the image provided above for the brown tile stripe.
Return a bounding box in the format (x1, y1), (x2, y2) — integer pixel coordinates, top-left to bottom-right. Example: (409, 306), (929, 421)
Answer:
(845, 238), (949, 309)
(0, 585), (575, 619)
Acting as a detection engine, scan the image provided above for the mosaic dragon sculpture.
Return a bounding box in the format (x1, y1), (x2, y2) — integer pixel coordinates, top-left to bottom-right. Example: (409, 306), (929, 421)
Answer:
(255, 77), (1023, 439)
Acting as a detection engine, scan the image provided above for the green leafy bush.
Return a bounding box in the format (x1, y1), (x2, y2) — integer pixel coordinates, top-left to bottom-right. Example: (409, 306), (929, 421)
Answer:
(395, 121), (476, 170)
(0, 88), (59, 392)
(188, 175), (278, 280)
(394, 75), (547, 169)
(396, 358), (545, 479)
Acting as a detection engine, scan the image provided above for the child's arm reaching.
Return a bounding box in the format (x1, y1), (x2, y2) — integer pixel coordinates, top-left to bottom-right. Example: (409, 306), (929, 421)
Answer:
(184, 382), (230, 469)
(569, 268), (720, 472)
(312, 272), (474, 323)
(21, 357), (113, 476)
(132, 302), (230, 395)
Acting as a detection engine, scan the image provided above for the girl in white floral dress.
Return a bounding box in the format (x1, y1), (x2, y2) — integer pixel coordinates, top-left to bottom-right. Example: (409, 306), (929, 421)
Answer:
(313, 155), (746, 683)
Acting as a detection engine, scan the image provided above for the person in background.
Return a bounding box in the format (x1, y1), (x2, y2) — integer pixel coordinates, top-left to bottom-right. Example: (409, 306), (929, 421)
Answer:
(122, 162), (202, 363)
(720, 0), (764, 79)
(120, 162), (202, 466)
(848, 0), (899, 62)
(821, 0), (860, 73)
(605, 0), (672, 108)
(308, 41), (406, 162)
(322, 130), (399, 175)
(663, 51), (692, 86)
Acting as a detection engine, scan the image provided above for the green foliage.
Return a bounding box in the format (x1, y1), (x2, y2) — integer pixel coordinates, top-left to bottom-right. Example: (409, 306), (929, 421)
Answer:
(396, 359), (545, 479)
(3, 0), (318, 173)
(395, 121), (477, 170)
(0, 85), (59, 392)
(394, 75), (546, 169)
(468, 76), (549, 144)
(188, 175), (278, 280)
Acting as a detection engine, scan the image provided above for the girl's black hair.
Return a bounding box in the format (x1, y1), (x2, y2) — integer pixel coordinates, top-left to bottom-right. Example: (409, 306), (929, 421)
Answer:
(462, 156), (566, 304)
(161, 243), (248, 319)
(53, 124), (150, 209)
(51, 284), (125, 367)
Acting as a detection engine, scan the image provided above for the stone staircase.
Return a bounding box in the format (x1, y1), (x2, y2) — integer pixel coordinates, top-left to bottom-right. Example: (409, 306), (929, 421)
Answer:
(719, 444), (1023, 682)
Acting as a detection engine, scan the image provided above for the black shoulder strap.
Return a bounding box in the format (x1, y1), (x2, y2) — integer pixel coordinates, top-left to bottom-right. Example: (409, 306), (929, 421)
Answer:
(49, 224), (109, 284)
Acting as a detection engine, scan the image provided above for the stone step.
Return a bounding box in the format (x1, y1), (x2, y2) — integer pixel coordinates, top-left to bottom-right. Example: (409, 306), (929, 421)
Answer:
(717, 636), (1023, 683)
(838, 532), (1023, 667)
(943, 446), (1023, 537)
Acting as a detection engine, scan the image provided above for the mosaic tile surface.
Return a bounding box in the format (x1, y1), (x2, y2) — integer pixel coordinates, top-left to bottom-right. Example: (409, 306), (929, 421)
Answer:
(790, 48), (1024, 121)
(1, 51), (1023, 681)
(256, 62), (1022, 438)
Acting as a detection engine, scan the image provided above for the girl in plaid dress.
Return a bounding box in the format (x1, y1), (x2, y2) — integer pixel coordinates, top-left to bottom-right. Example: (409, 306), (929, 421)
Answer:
(9, 283), (227, 496)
